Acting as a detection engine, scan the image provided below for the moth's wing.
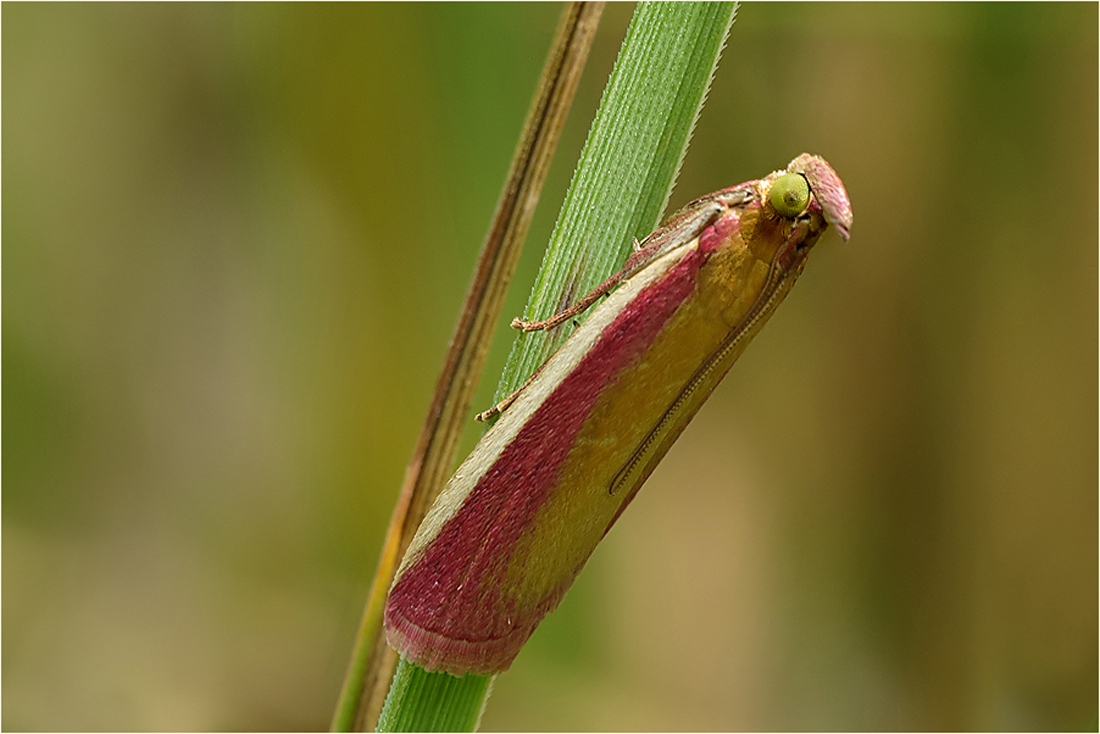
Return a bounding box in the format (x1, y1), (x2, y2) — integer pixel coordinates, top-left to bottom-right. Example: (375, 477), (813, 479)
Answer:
(610, 205), (803, 510)
(386, 239), (708, 675)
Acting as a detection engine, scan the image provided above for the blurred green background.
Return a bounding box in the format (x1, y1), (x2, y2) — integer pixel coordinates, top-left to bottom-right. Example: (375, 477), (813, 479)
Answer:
(3, 3), (1096, 730)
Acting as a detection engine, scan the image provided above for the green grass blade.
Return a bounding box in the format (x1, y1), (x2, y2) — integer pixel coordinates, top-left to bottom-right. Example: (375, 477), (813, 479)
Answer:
(496, 0), (738, 401)
(375, 658), (492, 732)
(377, 2), (736, 730)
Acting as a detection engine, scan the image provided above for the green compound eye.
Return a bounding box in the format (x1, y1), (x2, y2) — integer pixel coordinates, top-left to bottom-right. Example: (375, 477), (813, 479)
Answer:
(769, 173), (811, 218)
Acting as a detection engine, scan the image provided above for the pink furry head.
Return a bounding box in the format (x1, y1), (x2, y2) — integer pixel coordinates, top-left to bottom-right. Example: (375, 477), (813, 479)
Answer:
(788, 154), (853, 240)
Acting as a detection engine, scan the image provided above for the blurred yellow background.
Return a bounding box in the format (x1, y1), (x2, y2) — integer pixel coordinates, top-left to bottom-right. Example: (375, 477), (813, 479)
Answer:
(3, 3), (1096, 730)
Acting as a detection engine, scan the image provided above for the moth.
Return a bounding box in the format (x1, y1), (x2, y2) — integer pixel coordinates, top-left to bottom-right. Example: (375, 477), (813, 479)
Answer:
(384, 154), (853, 676)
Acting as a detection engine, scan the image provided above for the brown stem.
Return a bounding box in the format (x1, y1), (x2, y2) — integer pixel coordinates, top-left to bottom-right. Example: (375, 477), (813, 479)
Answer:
(330, 4), (605, 730)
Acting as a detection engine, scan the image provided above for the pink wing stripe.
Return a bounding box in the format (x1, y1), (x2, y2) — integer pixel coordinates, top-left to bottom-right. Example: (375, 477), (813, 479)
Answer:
(385, 246), (707, 673)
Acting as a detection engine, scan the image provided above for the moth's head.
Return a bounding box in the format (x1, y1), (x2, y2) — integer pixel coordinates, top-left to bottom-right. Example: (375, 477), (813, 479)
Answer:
(776, 154), (852, 241)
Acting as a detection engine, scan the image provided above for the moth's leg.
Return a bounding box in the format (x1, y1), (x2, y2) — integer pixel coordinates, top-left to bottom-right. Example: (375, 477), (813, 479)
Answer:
(476, 366), (543, 422)
(510, 270), (625, 333)
(512, 199), (730, 333)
